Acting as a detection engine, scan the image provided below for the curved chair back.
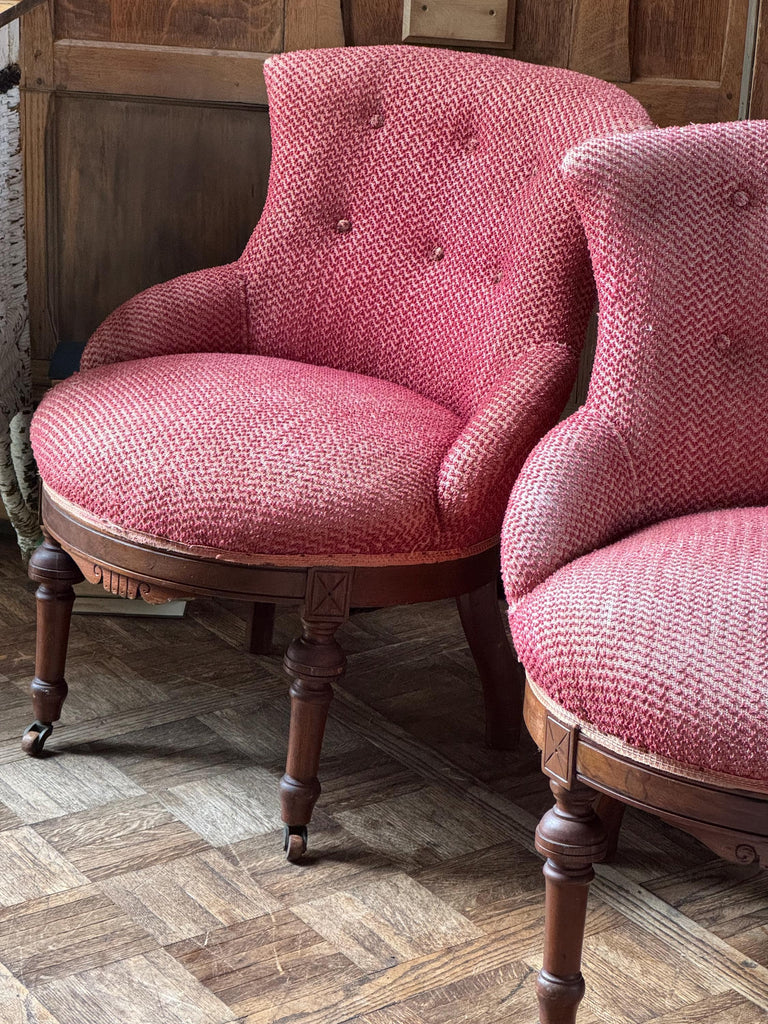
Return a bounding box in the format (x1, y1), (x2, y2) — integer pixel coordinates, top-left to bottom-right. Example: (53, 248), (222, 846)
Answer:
(504, 119), (768, 601)
(244, 46), (652, 421)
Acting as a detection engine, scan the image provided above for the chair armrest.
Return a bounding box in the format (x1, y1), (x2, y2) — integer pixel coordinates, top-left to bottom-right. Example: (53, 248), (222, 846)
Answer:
(437, 341), (579, 541)
(81, 262), (248, 370)
(501, 408), (640, 606)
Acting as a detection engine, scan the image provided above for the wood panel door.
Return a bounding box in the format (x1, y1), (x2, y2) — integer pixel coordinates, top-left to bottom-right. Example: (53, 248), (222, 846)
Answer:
(20, 0), (344, 380)
(345, 0), (752, 127)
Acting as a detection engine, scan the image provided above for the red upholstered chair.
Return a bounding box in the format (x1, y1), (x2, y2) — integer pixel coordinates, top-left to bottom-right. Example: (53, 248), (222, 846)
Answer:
(502, 119), (768, 1023)
(27, 45), (651, 860)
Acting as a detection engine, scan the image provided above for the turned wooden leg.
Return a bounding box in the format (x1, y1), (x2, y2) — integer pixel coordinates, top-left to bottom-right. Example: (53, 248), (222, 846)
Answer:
(280, 616), (346, 861)
(24, 537), (83, 756)
(245, 601), (276, 655)
(534, 780), (608, 1024)
(594, 793), (626, 862)
(456, 579), (523, 750)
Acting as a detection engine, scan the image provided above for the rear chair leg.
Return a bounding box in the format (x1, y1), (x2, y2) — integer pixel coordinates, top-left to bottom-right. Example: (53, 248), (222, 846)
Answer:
(24, 537), (83, 756)
(246, 601), (276, 654)
(457, 578), (523, 750)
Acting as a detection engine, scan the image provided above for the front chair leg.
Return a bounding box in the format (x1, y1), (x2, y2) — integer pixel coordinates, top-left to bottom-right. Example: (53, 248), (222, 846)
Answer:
(24, 537), (84, 756)
(280, 616), (347, 861)
(456, 579), (523, 750)
(534, 780), (608, 1024)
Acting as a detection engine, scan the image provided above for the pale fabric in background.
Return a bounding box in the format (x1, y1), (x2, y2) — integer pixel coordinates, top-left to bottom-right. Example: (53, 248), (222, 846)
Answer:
(0, 19), (41, 559)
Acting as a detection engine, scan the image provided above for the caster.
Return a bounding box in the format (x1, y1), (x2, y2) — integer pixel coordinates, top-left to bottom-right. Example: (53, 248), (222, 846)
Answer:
(21, 721), (53, 757)
(283, 825), (308, 862)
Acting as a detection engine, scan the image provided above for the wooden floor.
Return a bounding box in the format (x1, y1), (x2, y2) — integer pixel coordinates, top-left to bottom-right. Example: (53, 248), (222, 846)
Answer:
(0, 528), (765, 1024)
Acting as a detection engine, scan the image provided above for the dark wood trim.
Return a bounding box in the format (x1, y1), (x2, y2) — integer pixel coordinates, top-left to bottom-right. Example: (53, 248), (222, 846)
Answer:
(524, 680), (768, 864)
(42, 488), (501, 609)
(0, 0), (45, 30)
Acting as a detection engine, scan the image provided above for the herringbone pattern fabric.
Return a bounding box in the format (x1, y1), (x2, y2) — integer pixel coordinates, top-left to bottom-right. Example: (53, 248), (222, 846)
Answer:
(512, 507), (768, 783)
(503, 120), (768, 600)
(34, 353), (469, 559)
(33, 46), (651, 559)
(503, 120), (768, 782)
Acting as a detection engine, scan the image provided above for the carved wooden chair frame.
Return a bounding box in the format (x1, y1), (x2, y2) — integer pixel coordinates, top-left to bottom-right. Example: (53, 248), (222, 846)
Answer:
(524, 679), (767, 1023)
(27, 485), (522, 859)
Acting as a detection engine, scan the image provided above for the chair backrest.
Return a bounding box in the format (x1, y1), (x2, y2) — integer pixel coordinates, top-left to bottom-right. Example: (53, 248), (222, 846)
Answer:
(502, 119), (768, 602)
(569, 119), (768, 517)
(240, 45), (652, 421)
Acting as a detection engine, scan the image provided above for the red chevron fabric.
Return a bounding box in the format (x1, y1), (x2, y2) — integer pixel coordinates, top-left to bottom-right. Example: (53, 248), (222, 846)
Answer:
(511, 507), (768, 783)
(504, 120), (768, 782)
(33, 46), (650, 560)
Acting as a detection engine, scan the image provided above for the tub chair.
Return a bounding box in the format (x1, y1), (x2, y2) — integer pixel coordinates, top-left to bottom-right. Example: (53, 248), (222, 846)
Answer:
(27, 44), (651, 860)
(503, 119), (768, 1022)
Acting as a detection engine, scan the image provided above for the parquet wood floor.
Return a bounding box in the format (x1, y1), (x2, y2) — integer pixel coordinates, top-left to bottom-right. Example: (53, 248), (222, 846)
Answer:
(0, 527), (765, 1024)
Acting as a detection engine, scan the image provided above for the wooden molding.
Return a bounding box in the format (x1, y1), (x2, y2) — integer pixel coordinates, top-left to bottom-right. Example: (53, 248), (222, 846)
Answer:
(0, 0), (45, 31)
(542, 715), (579, 788)
(750, 0), (768, 118)
(620, 77), (722, 127)
(52, 40), (269, 106)
(402, 0), (512, 46)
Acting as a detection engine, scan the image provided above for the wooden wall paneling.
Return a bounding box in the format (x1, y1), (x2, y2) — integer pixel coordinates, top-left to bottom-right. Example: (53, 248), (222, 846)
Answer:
(621, 0), (749, 125)
(0, 0), (45, 30)
(569, 0), (630, 81)
(631, 0), (732, 80)
(344, 0), (570, 63)
(750, 0), (768, 117)
(402, 0), (512, 46)
(342, 0), (403, 45)
(54, 0), (283, 53)
(54, 95), (271, 343)
(53, 41), (269, 105)
(284, 0), (344, 50)
(511, 0), (571, 65)
(20, 0), (56, 362)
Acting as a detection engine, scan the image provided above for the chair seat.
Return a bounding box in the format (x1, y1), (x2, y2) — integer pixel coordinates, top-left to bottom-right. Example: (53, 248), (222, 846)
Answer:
(31, 352), (481, 562)
(510, 506), (768, 785)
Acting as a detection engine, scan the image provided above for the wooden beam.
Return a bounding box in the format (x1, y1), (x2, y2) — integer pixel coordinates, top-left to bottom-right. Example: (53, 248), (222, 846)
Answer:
(0, 0), (45, 32)
(52, 40), (269, 106)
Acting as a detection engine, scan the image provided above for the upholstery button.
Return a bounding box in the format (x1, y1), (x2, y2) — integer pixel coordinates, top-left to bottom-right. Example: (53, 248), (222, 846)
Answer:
(732, 190), (749, 207)
(715, 332), (732, 350)
(491, 271), (503, 284)
(465, 137), (478, 152)
(369, 113), (384, 128)
(336, 219), (352, 234)
(431, 246), (444, 261)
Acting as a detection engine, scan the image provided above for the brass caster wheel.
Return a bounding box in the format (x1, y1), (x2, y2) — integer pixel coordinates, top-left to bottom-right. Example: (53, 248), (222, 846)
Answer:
(283, 825), (308, 862)
(22, 721), (53, 757)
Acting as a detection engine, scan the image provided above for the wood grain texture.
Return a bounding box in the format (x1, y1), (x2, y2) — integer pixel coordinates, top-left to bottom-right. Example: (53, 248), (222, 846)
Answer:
(19, 0), (56, 360)
(751, 0), (768, 118)
(54, 40), (269, 104)
(284, 0), (344, 50)
(631, 0), (733, 81)
(569, 0), (630, 81)
(54, 94), (270, 343)
(402, 0), (510, 45)
(0, 530), (764, 1022)
(54, 0), (282, 52)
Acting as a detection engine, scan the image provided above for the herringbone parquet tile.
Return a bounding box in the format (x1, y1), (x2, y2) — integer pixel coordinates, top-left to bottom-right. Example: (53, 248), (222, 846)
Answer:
(0, 526), (765, 1024)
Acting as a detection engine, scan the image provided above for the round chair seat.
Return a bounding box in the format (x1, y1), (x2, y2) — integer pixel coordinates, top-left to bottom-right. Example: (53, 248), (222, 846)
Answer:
(31, 351), (483, 563)
(510, 506), (768, 787)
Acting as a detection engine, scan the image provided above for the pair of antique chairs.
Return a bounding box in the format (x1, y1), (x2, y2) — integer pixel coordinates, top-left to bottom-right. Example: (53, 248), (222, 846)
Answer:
(25, 43), (767, 1023)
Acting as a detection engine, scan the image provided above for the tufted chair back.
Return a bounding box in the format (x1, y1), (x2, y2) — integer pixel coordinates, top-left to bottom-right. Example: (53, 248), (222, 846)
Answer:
(242, 46), (651, 422)
(503, 119), (768, 602)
